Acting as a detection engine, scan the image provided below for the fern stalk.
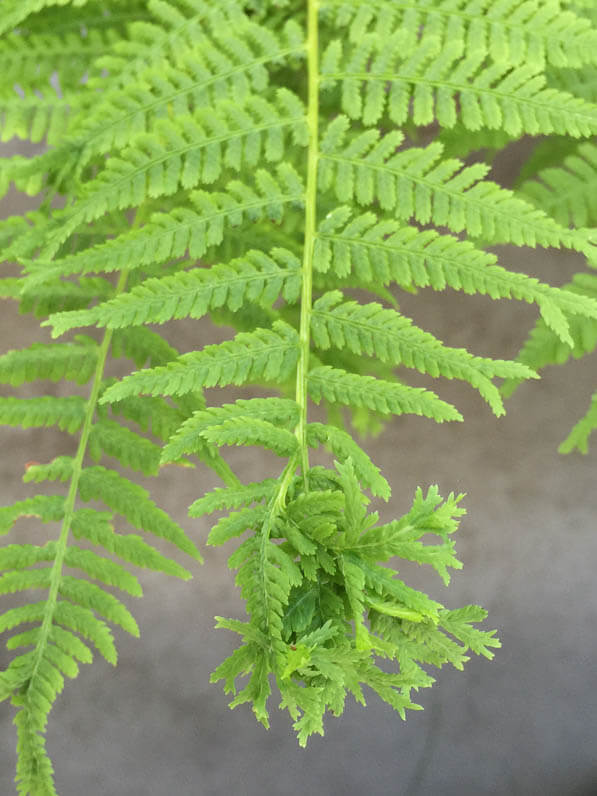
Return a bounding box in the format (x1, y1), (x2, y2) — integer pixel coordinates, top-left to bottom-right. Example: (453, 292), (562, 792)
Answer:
(294, 0), (320, 484)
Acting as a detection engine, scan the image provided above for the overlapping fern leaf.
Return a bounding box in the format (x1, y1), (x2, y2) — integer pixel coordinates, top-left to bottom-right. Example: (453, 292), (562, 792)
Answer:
(2, 0), (597, 791)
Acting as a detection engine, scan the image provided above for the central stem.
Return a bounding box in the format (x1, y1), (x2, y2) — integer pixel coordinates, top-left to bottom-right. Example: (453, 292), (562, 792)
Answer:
(295, 0), (319, 485)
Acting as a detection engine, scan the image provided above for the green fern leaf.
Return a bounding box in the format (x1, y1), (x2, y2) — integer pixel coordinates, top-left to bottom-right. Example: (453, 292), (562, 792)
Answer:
(77, 466), (201, 561)
(0, 496), (64, 536)
(24, 164), (304, 274)
(319, 116), (594, 254)
(22, 457), (74, 485)
(306, 422), (390, 500)
(519, 141), (597, 228)
(439, 605), (501, 659)
(308, 365), (462, 423)
(71, 509), (192, 581)
(207, 506), (268, 547)
(58, 577), (139, 637)
(47, 248), (302, 335)
(324, 0), (597, 69)
(101, 321), (299, 403)
(41, 89), (306, 233)
(188, 479), (277, 516)
(0, 338), (98, 386)
(161, 397), (298, 465)
(0, 396), (86, 433)
(311, 291), (537, 415)
(314, 207), (597, 345)
(201, 417), (299, 458)
(321, 33), (597, 135)
(558, 391), (597, 454)
(88, 419), (162, 476)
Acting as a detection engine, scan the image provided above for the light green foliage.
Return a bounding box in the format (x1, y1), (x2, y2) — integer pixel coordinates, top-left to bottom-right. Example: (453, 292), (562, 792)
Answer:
(1, 0), (596, 792)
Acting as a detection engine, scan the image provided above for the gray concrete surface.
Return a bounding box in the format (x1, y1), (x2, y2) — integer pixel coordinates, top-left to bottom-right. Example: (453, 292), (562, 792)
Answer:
(1, 151), (596, 795)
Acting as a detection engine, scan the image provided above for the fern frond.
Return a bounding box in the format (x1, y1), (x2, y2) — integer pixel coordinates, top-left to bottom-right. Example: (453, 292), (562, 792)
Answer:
(0, 396), (86, 433)
(162, 397), (299, 463)
(77, 466), (202, 561)
(319, 117), (594, 255)
(307, 365), (462, 423)
(47, 248), (302, 336)
(0, 496), (64, 536)
(23, 457), (75, 485)
(311, 292), (537, 415)
(189, 478), (277, 517)
(101, 321), (299, 403)
(71, 509), (192, 580)
(306, 423), (390, 499)
(88, 419), (162, 476)
(28, 11), (305, 186)
(314, 207), (597, 345)
(0, 89), (72, 146)
(62, 547), (142, 598)
(322, 0), (597, 69)
(107, 396), (184, 446)
(438, 605), (501, 660)
(503, 273), (597, 392)
(0, 338), (98, 386)
(320, 34), (597, 135)
(0, 0), (94, 37)
(558, 392), (597, 454)
(38, 89), (306, 244)
(18, 277), (113, 319)
(201, 417), (299, 458)
(348, 487), (465, 585)
(207, 505), (268, 547)
(0, 27), (117, 93)
(229, 514), (302, 655)
(22, 164), (304, 271)
(519, 141), (597, 228)
(57, 577), (139, 637)
(110, 326), (180, 370)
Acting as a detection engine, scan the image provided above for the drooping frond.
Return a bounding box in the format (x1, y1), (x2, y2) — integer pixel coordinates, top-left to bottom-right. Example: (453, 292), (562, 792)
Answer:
(314, 207), (597, 344)
(3, 0), (595, 779)
(311, 291), (537, 415)
(503, 273), (597, 384)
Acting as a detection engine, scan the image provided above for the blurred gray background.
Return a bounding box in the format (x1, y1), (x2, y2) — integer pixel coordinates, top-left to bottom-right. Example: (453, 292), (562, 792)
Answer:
(1, 140), (596, 796)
